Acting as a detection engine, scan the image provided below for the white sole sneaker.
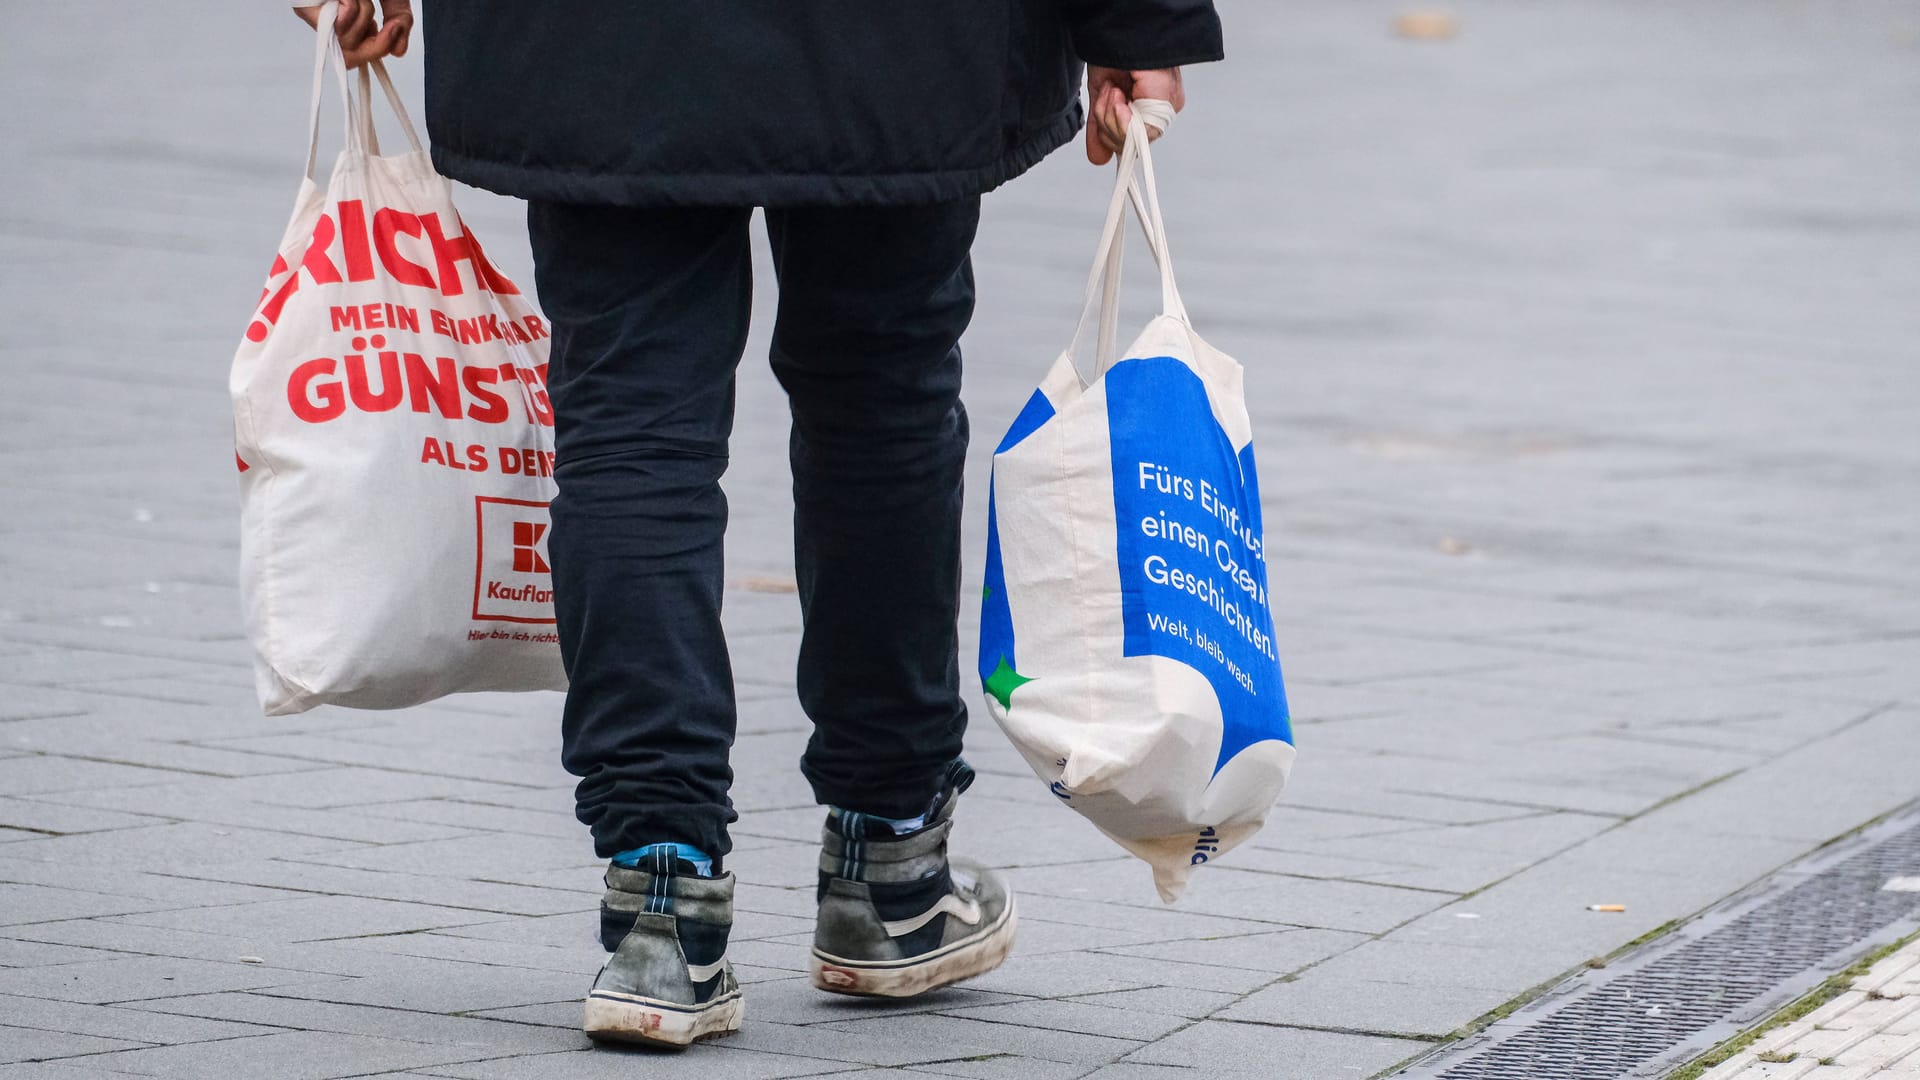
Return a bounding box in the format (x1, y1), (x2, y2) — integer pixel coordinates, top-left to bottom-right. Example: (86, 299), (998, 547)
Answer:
(583, 988), (744, 1049)
(809, 898), (1017, 998)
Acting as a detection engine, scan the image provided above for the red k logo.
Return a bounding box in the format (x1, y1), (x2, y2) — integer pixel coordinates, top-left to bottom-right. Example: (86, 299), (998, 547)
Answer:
(473, 497), (556, 624)
(512, 521), (550, 574)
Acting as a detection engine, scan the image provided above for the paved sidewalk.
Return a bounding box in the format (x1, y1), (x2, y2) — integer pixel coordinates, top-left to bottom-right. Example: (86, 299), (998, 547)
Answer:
(4, 3), (1919, 1079)
(1699, 939), (1920, 1079)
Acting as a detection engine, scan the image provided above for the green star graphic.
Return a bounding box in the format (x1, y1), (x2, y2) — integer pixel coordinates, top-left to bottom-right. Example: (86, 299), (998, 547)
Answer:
(983, 654), (1034, 711)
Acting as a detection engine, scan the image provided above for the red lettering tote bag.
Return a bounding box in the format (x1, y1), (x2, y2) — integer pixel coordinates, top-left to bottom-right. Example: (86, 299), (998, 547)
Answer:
(231, 8), (566, 713)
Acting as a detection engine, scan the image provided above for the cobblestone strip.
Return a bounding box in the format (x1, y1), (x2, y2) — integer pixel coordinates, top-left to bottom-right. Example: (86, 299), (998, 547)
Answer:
(1699, 942), (1920, 1079)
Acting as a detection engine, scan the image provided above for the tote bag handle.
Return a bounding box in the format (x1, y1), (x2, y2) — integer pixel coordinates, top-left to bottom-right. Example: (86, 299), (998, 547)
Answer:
(352, 58), (428, 159)
(305, 3), (426, 180)
(304, 1), (358, 180)
(1066, 99), (1190, 385)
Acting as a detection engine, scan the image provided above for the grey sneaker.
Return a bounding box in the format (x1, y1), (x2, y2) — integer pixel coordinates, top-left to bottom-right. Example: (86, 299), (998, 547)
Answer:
(810, 762), (1017, 997)
(584, 853), (743, 1048)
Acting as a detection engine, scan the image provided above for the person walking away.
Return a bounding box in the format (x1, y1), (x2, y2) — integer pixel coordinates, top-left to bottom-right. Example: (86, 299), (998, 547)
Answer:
(292, 0), (1224, 1048)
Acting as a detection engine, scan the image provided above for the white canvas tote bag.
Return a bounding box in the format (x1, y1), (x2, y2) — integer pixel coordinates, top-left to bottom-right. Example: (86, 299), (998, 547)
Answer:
(231, 7), (566, 714)
(979, 102), (1295, 901)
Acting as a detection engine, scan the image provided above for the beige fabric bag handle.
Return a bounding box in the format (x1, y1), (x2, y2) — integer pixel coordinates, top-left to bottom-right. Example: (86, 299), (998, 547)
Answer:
(306, 3), (426, 178)
(1066, 99), (1190, 385)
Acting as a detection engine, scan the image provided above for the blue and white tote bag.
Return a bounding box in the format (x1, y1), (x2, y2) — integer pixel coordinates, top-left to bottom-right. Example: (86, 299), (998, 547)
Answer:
(979, 102), (1295, 902)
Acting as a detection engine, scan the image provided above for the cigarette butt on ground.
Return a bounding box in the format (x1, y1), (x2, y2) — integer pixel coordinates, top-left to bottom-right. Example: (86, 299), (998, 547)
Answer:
(1588, 904), (1627, 913)
(1395, 11), (1459, 40)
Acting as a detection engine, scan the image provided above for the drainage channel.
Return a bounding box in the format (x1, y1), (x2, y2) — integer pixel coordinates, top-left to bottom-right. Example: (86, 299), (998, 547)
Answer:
(1391, 802), (1920, 1080)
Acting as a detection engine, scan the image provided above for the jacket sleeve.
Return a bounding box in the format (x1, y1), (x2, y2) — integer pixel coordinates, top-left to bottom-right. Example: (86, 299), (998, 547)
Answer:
(1055, 0), (1225, 70)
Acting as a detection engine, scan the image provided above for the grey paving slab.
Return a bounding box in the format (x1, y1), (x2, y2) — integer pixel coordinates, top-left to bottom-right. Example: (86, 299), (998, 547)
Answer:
(1216, 974), (1514, 1038)
(3, 922), (302, 968)
(1214, 843), (1441, 886)
(1010, 861), (1451, 933)
(0, 1027), (146, 1066)
(325, 932), (600, 975)
(352, 800), (580, 840)
(10, 742), (318, 782)
(72, 1031), (495, 1080)
(821, 1013), (1141, 1066)
(0, 1064), (152, 1080)
(0, 943), (123, 970)
(458, 1001), (578, 1030)
(1078, 1067), (1246, 1080)
(104, 896), (508, 944)
(282, 833), (596, 880)
(1066, 985), (1240, 1020)
(178, 769), (537, 812)
(723, 979), (1021, 1028)
(1006, 894), (1279, 942)
(0, 687), (95, 724)
(424, 1046), (850, 1080)
(0, 886), (173, 929)
(1296, 939), (1580, 994)
(720, 1020), (1006, 1067)
(116, 992), (581, 1053)
(0, 824), (369, 870)
(246, 961), (586, 1014)
(152, 860), (593, 918)
(6, 3), (1920, 1077)
(965, 949), (1271, 998)
(201, 735), (573, 790)
(939, 999), (1188, 1042)
(1121, 1019), (1426, 1076)
(1100, 927), (1370, 975)
(29, 787), (483, 846)
(0, 760), (186, 799)
(0, 956), (343, 1006)
(0, 800), (172, 837)
(0, 995), (281, 1046)
(909, 1059), (1088, 1080)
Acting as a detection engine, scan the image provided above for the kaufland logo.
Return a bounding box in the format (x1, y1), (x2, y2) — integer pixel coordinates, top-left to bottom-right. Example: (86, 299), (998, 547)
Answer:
(512, 521), (550, 573)
(473, 497), (556, 624)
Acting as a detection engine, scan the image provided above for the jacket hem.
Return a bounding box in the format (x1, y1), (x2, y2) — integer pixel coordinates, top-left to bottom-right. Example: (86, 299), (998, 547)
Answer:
(1076, 47), (1225, 70)
(433, 107), (1084, 209)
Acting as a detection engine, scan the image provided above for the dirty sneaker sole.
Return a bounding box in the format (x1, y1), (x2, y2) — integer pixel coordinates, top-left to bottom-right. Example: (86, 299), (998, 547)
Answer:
(584, 989), (744, 1049)
(809, 900), (1017, 998)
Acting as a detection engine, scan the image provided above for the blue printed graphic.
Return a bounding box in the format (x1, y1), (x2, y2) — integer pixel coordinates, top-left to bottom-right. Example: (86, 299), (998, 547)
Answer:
(979, 390), (1056, 710)
(1106, 357), (1291, 775)
(996, 389), (1056, 454)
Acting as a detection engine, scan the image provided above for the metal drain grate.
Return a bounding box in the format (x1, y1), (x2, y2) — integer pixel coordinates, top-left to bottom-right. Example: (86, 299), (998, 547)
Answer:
(1395, 805), (1920, 1080)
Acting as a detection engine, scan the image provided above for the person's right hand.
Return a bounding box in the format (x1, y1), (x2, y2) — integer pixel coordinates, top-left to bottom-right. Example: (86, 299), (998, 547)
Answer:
(1086, 66), (1185, 165)
(293, 0), (414, 69)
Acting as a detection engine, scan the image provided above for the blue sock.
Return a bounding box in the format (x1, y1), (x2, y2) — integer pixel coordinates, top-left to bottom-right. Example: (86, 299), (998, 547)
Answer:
(612, 842), (715, 877)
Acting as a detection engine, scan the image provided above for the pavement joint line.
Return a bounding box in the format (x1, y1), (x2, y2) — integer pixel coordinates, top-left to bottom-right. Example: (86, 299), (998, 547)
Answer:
(1581, 729), (1783, 754)
(1286, 798), (1584, 826)
(1610, 766), (1748, 823)
(1200, 866), (1466, 897)
(158, 748), (558, 789)
(9, 750), (237, 781)
(1312, 664), (1527, 689)
(1208, 1016), (1449, 1043)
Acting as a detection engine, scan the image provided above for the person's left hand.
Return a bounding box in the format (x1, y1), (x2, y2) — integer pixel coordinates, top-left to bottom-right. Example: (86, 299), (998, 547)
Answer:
(1086, 66), (1185, 165)
(293, 0), (414, 69)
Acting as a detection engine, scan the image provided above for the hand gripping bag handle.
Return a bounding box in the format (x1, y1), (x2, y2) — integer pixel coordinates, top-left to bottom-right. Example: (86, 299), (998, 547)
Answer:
(1066, 100), (1190, 384)
(304, 3), (425, 179)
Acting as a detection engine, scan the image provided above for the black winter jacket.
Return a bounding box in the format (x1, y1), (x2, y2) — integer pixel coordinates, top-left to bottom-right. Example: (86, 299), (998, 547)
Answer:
(421, 1), (1223, 207)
